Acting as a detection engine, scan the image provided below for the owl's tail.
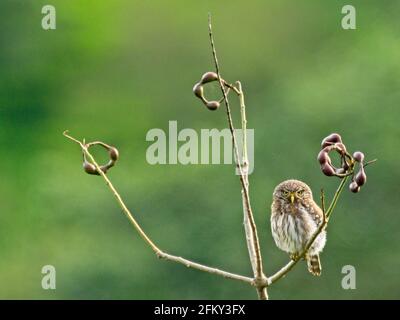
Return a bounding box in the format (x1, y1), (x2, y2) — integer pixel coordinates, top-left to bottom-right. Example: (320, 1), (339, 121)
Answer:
(307, 254), (321, 276)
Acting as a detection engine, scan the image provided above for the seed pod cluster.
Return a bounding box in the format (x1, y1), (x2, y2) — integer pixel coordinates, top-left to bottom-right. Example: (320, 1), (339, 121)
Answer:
(318, 133), (372, 193)
(317, 133), (350, 178)
(83, 141), (119, 175)
(349, 151), (367, 193)
(193, 71), (221, 111)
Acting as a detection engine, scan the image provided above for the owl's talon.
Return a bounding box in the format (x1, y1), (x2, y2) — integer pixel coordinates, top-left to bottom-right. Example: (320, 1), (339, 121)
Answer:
(290, 253), (299, 261)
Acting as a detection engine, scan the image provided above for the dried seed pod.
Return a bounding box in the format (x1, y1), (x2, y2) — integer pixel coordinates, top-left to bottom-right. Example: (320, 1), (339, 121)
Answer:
(335, 168), (346, 174)
(321, 145), (334, 154)
(321, 133), (342, 148)
(83, 162), (99, 175)
(193, 83), (204, 100)
(355, 169), (367, 186)
(109, 147), (119, 161)
(349, 181), (360, 193)
(321, 163), (335, 176)
(83, 141), (118, 176)
(342, 159), (350, 171)
(334, 142), (347, 155)
(200, 72), (218, 84)
(206, 101), (220, 111)
(317, 150), (330, 165)
(353, 151), (365, 163)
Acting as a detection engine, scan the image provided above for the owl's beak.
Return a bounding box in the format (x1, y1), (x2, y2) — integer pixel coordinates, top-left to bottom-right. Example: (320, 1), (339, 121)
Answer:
(290, 193), (295, 204)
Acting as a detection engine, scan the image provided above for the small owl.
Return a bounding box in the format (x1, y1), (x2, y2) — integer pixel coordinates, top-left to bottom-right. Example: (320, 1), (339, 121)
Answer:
(271, 179), (326, 276)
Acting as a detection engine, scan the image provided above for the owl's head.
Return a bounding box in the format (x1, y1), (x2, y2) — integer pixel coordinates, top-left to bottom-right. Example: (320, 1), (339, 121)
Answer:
(273, 179), (313, 204)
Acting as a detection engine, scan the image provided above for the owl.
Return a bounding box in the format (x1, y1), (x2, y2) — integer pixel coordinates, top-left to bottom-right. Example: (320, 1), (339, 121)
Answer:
(271, 179), (326, 276)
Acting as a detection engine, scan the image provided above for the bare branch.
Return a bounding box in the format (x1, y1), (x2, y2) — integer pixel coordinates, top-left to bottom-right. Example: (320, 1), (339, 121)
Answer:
(63, 130), (253, 285)
(158, 252), (253, 284)
(207, 14), (268, 300)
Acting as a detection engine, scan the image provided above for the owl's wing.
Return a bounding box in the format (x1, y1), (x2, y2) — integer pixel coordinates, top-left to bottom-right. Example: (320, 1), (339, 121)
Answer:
(311, 202), (324, 227)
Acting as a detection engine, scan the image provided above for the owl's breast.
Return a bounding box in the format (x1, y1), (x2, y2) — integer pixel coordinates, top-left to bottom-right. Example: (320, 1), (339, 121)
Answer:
(271, 204), (318, 254)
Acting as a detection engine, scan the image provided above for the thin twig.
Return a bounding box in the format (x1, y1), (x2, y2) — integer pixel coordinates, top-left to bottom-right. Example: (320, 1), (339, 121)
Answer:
(237, 82), (248, 165)
(207, 14), (268, 300)
(363, 158), (377, 168)
(326, 176), (349, 219)
(320, 188), (326, 216)
(63, 130), (253, 285)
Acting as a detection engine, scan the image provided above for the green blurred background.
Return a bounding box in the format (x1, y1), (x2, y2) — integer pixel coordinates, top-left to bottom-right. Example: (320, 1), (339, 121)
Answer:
(0, 0), (399, 299)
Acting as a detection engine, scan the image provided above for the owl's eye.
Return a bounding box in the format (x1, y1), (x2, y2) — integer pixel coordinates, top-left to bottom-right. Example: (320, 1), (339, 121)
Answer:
(282, 190), (290, 197)
(296, 190), (304, 197)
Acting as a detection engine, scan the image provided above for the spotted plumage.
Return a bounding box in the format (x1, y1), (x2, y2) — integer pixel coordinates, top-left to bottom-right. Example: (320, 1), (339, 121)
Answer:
(271, 179), (326, 276)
